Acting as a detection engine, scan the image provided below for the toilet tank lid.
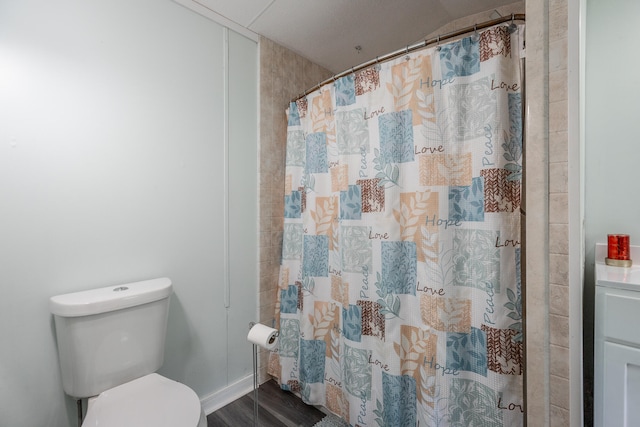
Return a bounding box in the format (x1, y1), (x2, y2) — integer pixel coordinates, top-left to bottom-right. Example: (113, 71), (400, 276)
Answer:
(50, 278), (173, 317)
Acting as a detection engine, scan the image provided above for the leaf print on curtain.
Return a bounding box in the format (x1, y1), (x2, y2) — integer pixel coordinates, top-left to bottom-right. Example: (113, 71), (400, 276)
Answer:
(271, 24), (525, 427)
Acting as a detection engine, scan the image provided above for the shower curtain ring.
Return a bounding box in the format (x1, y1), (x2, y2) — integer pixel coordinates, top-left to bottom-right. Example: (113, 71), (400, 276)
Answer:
(508, 13), (518, 33)
(404, 45), (410, 61)
(436, 36), (442, 51)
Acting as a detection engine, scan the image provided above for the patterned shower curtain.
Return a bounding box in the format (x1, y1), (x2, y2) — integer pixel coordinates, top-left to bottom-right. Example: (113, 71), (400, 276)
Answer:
(269, 24), (524, 426)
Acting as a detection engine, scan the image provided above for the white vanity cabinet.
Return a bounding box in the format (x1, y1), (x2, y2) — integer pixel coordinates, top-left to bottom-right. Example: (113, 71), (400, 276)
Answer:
(594, 243), (640, 426)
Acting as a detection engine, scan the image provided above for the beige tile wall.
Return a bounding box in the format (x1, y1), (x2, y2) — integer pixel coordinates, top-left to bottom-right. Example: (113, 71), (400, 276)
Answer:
(258, 37), (332, 381)
(547, 0), (571, 424)
(525, 0), (574, 423)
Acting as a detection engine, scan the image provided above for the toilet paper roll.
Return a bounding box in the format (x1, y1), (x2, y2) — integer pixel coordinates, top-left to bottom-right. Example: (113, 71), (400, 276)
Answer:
(247, 323), (279, 350)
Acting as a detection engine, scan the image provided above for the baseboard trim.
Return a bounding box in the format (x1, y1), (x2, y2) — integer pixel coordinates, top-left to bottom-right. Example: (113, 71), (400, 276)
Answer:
(200, 374), (254, 415)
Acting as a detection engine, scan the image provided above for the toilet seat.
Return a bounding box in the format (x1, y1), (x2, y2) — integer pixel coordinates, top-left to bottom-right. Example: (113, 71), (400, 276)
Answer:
(82, 373), (206, 427)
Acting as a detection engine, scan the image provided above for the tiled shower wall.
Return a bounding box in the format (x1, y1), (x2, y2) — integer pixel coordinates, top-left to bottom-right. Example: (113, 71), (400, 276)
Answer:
(547, 0), (571, 424)
(257, 37), (332, 381)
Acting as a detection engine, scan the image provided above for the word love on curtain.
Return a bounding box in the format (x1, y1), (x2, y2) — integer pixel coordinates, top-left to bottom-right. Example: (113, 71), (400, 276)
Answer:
(270, 24), (525, 427)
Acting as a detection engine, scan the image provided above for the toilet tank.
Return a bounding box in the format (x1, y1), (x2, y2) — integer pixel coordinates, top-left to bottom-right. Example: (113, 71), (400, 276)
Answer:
(50, 278), (173, 398)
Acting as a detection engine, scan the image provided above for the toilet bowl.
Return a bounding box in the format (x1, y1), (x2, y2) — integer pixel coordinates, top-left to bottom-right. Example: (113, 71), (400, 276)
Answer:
(82, 374), (207, 427)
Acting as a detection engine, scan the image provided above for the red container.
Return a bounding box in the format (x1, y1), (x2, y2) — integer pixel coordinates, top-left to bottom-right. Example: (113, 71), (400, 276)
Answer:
(608, 234), (630, 260)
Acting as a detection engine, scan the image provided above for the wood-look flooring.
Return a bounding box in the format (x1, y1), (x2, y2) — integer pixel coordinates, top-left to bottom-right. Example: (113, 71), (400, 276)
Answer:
(207, 379), (326, 427)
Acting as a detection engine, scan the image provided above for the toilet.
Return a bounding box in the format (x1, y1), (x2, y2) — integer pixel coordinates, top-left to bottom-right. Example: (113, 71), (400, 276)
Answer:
(50, 278), (207, 427)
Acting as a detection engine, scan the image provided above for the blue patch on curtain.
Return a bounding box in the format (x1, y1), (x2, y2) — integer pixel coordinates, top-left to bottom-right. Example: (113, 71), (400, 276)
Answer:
(335, 75), (356, 106)
(381, 241), (417, 295)
(303, 235), (329, 277)
(449, 176), (485, 221)
(343, 345), (372, 399)
(446, 77), (497, 141)
(449, 378), (503, 425)
(340, 226), (373, 273)
(340, 185), (362, 220)
(439, 36), (480, 78)
(446, 327), (488, 376)
(452, 229), (501, 292)
(286, 130), (306, 167)
(285, 190), (302, 218)
(299, 339), (326, 383)
(282, 224), (304, 260)
(504, 92), (523, 179)
(288, 101), (301, 126)
(306, 132), (328, 173)
(511, 248), (523, 341)
(508, 93), (523, 151)
(382, 372), (417, 427)
(336, 109), (369, 155)
(342, 304), (362, 342)
(280, 285), (299, 314)
(278, 318), (300, 358)
(378, 110), (415, 164)
(515, 248), (522, 289)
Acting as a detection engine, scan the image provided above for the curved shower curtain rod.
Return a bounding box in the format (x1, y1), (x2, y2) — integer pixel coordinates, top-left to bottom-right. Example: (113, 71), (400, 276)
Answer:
(291, 13), (525, 103)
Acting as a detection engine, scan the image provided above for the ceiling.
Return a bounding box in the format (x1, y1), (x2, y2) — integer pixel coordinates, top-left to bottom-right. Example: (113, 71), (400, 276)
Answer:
(187, 0), (517, 74)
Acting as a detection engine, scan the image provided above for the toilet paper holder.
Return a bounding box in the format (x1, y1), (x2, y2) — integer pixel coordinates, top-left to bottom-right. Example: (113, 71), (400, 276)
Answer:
(247, 322), (279, 427)
(248, 321), (280, 345)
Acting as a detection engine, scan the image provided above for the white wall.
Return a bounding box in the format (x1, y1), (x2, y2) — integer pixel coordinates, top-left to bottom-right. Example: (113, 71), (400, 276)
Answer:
(0, 1), (257, 426)
(584, 0), (640, 405)
(585, 1), (640, 259)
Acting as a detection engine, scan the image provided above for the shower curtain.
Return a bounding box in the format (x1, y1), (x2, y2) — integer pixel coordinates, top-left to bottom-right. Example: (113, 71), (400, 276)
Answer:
(270, 24), (524, 426)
